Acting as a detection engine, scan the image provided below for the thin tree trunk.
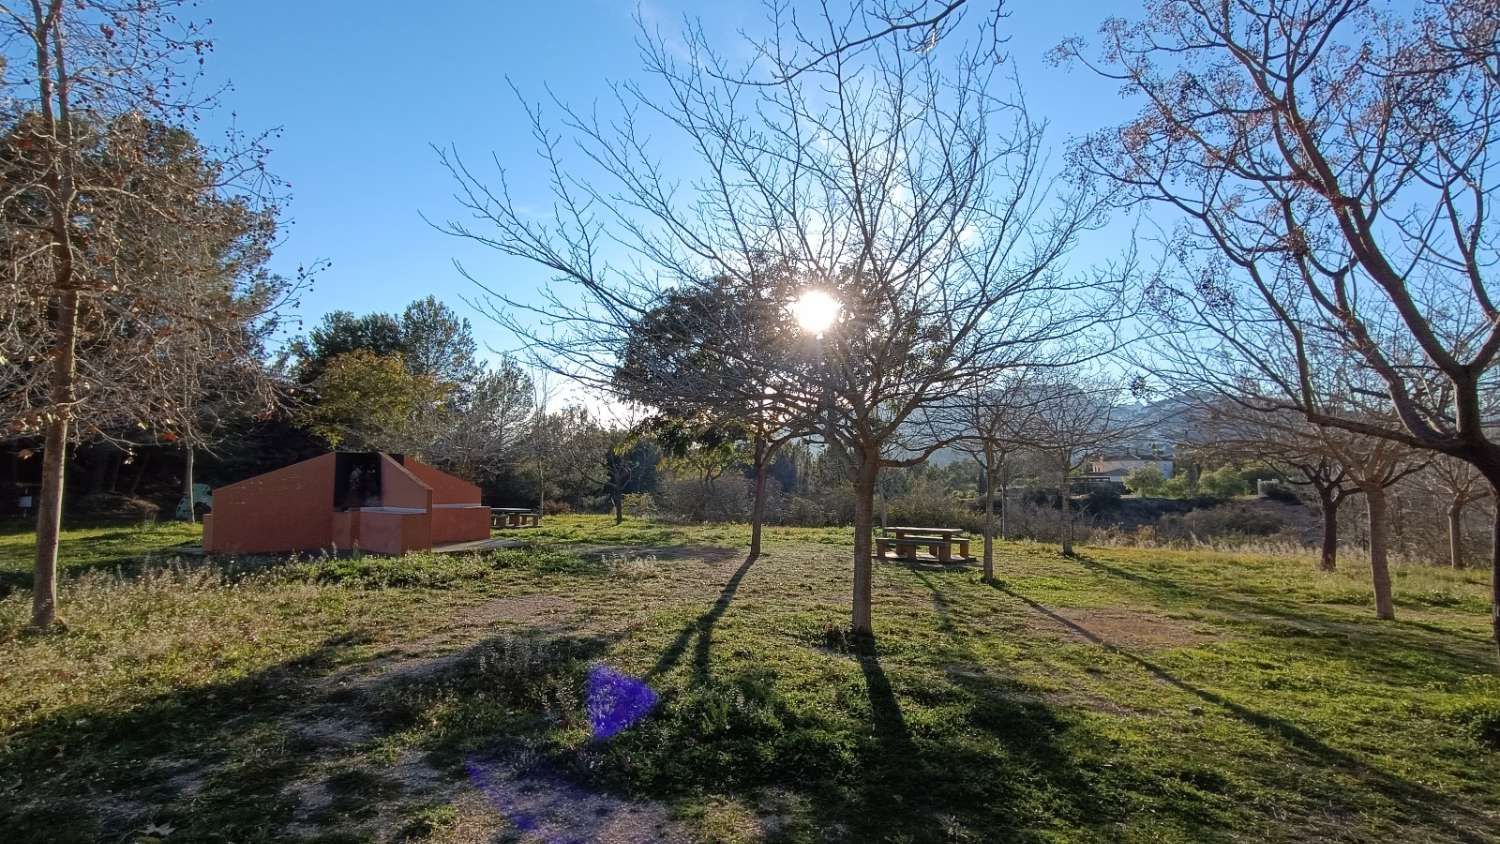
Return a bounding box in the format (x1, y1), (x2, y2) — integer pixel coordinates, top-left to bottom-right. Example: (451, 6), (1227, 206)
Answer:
(982, 449), (996, 582)
(181, 444), (195, 523)
(1059, 468), (1073, 556)
(1490, 503), (1499, 664)
(107, 448), (123, 493)
(1317, 491), (1339, 572)
(851, 452), (878, 636)
(999, 476), (1008, 540)
(127, 451), (149, 495)
(32, 412), (71, 631)
(1366, 486), (1395, 621)
(1448, 501), (1465, 570)
(749, 437), (769, 559)
(612, 492), (623, 525)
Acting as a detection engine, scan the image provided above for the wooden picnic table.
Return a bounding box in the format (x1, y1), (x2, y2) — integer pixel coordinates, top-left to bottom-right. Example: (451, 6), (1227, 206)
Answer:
(490, 507), (541, 529)
(877, 527), (971, 564)
(889, 526), (964, 539)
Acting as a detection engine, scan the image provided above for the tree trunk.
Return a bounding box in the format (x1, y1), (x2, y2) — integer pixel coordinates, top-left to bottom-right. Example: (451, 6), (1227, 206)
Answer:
(1059, 469), (1074, 556)
(127, 450), (149, 495)
(31, 415), (70, 631)
(32, 286), (80, 631)
(999, 476), (1008, 540)
(850, 452), (879, 636)
(181, 444), (196, 523)
(1366, 486), (1395, 621)
(1447, 501), (1465, 570)
(1490, 503), (1499, 665)
(749, 438), (769, 559)
(1317, 491), (1339, 572)
(982, 453), (996, 583)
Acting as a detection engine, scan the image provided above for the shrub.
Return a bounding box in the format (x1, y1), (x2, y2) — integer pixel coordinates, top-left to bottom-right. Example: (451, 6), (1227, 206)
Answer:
(1258, 481), (1301, 504)
(542, 499), (573, 516)
(1124, 466), (1166, 496)
(622, 492), (658, 519)
(1085, 486), (1122, 512)
(778, 496), (832, 527)
(72, 493), (160, 525)
(656, 478), (750, 523)
(1160, 474), (1198, 498)
(1155, 505), (1284, 543)
(1199, 467), (1251, 499)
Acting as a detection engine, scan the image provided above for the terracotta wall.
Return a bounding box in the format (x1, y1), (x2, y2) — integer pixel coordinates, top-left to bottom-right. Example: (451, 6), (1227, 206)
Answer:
(203, 453), (338, 554)
(403, 458), (481, 506)
(350, 510), (431, 554)
(380, 454), (433, 511)
(430, 506), (491, 544)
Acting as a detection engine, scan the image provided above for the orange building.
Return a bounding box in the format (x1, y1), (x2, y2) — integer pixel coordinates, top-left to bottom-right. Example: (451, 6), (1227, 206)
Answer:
(202, 452), (491, 555)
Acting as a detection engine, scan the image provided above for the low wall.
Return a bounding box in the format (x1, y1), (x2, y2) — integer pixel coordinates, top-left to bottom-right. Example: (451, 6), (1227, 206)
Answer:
(431, 504), (491, 545)
(333, 508), (431, 555)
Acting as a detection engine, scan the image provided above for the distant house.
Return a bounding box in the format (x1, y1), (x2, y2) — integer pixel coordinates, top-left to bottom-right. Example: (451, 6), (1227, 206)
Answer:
(202, 452), (490, 555)
(1089, 456), (1175, 482)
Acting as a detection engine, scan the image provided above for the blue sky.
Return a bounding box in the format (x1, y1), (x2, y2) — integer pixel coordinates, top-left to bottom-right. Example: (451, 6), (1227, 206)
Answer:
(199, 1), (1141, 362)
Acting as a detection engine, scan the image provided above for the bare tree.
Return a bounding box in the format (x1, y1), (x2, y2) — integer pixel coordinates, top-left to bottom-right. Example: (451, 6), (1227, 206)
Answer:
(944, 376), (1038, 581)
(2, 1), (297, 629)
(423, 361), (534, 483)
(1316, 426), (1427, 619)
(436, 6), (1115, 635)
(1060, 0), (1500, 656)
(1200, 405), (1362, 572)
(1425, 457), (1493, 570)
(1022, 378), (1137, 556)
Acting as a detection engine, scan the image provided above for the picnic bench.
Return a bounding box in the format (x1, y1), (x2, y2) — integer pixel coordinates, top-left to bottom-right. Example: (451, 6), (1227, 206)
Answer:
(875, 526), (972, 564)
(490, 507), (541, 529)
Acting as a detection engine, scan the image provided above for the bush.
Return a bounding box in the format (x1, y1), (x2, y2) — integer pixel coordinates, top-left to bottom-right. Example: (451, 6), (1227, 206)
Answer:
(1086, 486), (1122, 512)
(1199, 467), (1251, 500)
(542, 499), (573, 516)
(656, 478), (751, 523)
(1155, 505), (1284, 543)
(1160, 474), (1198, 498)
(1124, 466), (1166, 496)
(1258, 481), (1301, 504)
(778, 495), (833, 527)
(71, 493), (160, 525)
(622, 492), (658, 519)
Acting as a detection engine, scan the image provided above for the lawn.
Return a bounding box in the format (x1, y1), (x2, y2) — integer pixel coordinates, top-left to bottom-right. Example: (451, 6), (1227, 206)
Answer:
(0, 515), (1497, 843)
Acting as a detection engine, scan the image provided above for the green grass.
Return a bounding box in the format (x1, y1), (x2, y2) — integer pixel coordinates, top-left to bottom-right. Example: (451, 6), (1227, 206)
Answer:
(0, 514), (1496, 842)
(0, 518), (201, 591)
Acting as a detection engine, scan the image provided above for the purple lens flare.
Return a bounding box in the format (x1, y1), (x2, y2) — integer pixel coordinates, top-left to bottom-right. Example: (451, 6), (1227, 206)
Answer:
(585, 664), (658, 740)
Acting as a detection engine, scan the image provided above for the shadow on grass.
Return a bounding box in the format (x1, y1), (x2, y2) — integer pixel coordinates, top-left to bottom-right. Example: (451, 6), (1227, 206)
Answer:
(992, 579), (1492, 843)
(0, 632), (370, 842)
(647, 551), (759, 682)
(1069, 554), (1495, 683)
(0, 625), (625, 843)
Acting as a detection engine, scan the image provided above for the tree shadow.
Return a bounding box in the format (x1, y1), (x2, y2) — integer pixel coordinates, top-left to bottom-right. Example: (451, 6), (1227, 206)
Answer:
(0, 632), (370, 840)
(1069, 554), (1494, 682)
(0, 625), (626, 843)
(646, 551), (759, 682)
(991, 580), (1493, 843)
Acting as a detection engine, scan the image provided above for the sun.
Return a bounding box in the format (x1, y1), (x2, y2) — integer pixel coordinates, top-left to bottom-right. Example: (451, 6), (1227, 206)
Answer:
(791, 289), (841, 335)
